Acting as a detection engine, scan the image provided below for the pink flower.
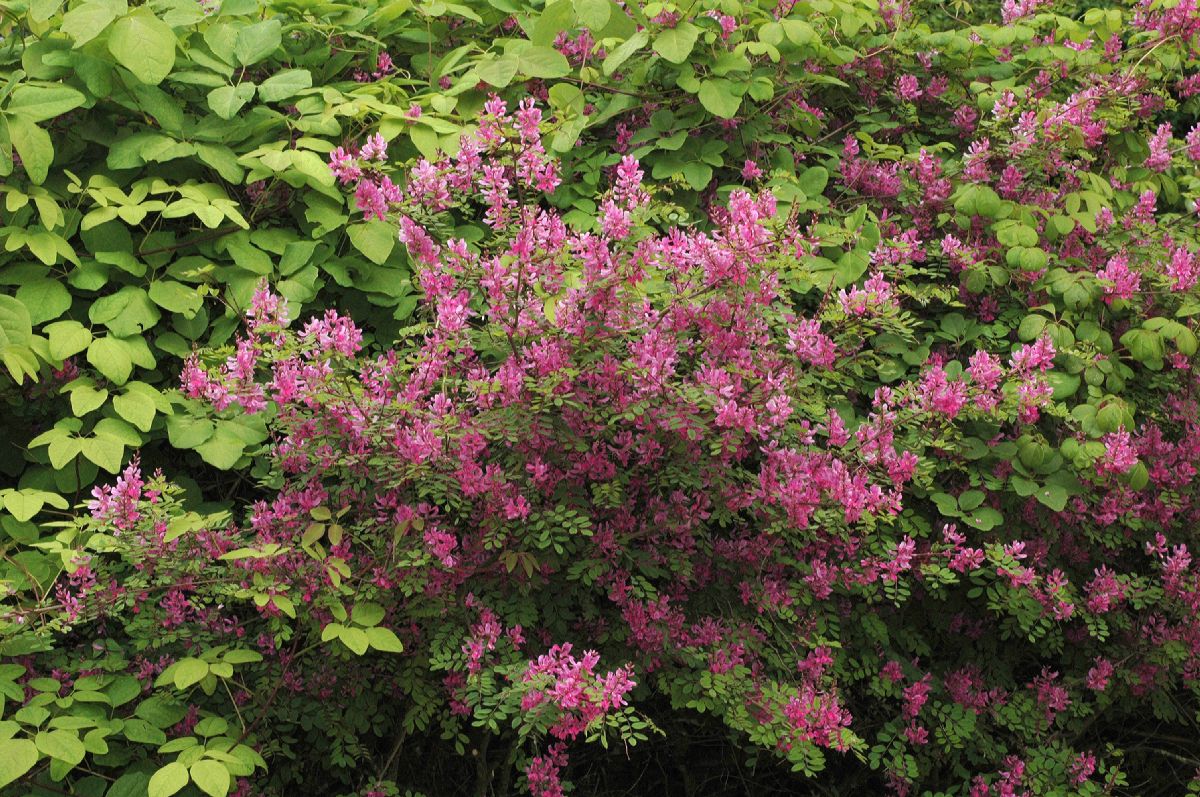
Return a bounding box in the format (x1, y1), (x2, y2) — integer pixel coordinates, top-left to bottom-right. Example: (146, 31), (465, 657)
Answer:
(1097, 429), (1138, 475)
(1145, 123), (1173, 171)
(360, 133), (388, 162)
(896, 74), (922, 101)
(1086, 657), (1113, 691)
(1097, 254), (1141, 301)
(328, 147), (361, 185)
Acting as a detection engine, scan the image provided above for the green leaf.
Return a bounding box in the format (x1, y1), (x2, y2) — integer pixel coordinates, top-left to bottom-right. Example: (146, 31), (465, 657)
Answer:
(518, 46), (570, 78)
(1035, 484), (1069, 512)
(35, 730), (85, 765)
(476, 54), (519, 88)
(350, 602), (385, 627)
(797, 166), (829, 197)
(166, 414), (215, 449)
(1046, 371), (1080, 400)
(222, 649), (262, 665)
(122, 718), (167, 745)
(113, 389), (156, 432)
(366, 627), (405, 653)
(148, 280), (203, 316)
(257, 68), (312, 102)
(108, 9), (177, 85)
(87, 337), (133, 384)
(961, 507), (1002, 531)
(574, 0), (610, 30)
(62, 0), (125, 46)
(0, 738), (38, 789)
(0, 296), (33, 349)
(173, 658), (210, 690)
(82, 434), (125, 474)
(234, 19), (282, 66)
(1017, 314), (1047, 342)
(603, 31), (647, 75)
(957, 490), (985, 511)
(533, 1), (576, 45)
(653, 22), (699, 63)
(7, 86), (87, 123)
(107, 773), (151, 797)
(3, 491), (43, 522)
(194, 425), (247, 469)
(70, 383), (109, 416)
(697, 79), (741, 119)
(681, 162), (712, 191)
(190, 760), (231, 797)
(8, 116), (53, 185)
(148, 761), (189, 797)
(89, 286), (160, 336)
(46, 320), (92, 360)
(16, 279), (70, 324)
(338, 626), (369, 655)
(207, 83), (255, 119)
(346, 221), (396, 265)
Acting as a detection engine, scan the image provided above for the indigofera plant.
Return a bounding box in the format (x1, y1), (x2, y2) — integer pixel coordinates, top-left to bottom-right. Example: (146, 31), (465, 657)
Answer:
(5, 0), (1200, 794)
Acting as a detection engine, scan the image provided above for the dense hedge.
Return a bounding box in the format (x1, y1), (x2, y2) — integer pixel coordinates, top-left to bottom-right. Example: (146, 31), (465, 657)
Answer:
(3, 0), (1200, 794)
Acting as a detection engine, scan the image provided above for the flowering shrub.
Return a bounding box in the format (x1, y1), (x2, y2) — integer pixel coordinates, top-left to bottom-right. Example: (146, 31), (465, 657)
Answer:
(4, 0), (1200, 794)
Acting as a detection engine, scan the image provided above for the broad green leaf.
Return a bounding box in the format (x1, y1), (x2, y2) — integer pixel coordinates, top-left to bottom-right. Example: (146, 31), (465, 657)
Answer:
(48, 436), (82, 469)
(697, 79), (741, 119)
(114, 389), (156, 431)
(207, 83), (255, 119)
(194, 425), (247, 469)
(8, 116), (53, 185)
(35, 730), (84, 765)
(107, 773), (151, 797)
(16, 278), (70, 324)
(190, 760), (230, 797)
(7, 86), (87, 123)
(681, 162), (712, 191)
(517, 46), (570, 79)
(166, 414), (216, 449)
(0, 296), (33, 348)
(346, 221), (396, 265)
(351, 602), (385, 627)
(148, 280), (203, 316)
(797, 166), (829, 197)
(46, 320), (92, 360)
(148, 761), (189, 797)
(257, 68), (312, 102)
(87, 337), (133, 384)
(122, 718), (167, 745)
(89, 286), (160, 336)
(961, 506), (1002, 531)
(62, 0), (125, 46)
(4, 491), (45, 523)
(338, 627), (369, 655)
(603, 31), (647, 75)
(69, 383), (109, 416)
(0, 738), (38, 789)
(234, 19), (282, 66)
(108, 9), (177, 85)
(82, 434), (124, 474)
(653, 22), (699, 63)
(533, 1), (576, 45)
(476, 54), (518, 87)
(173, 658), (209, 690)
(193, 718), (229, 737)
(574, 0), (610, 30)
(1034, 483), (1069, 512)
(366, 627), (404, 653)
